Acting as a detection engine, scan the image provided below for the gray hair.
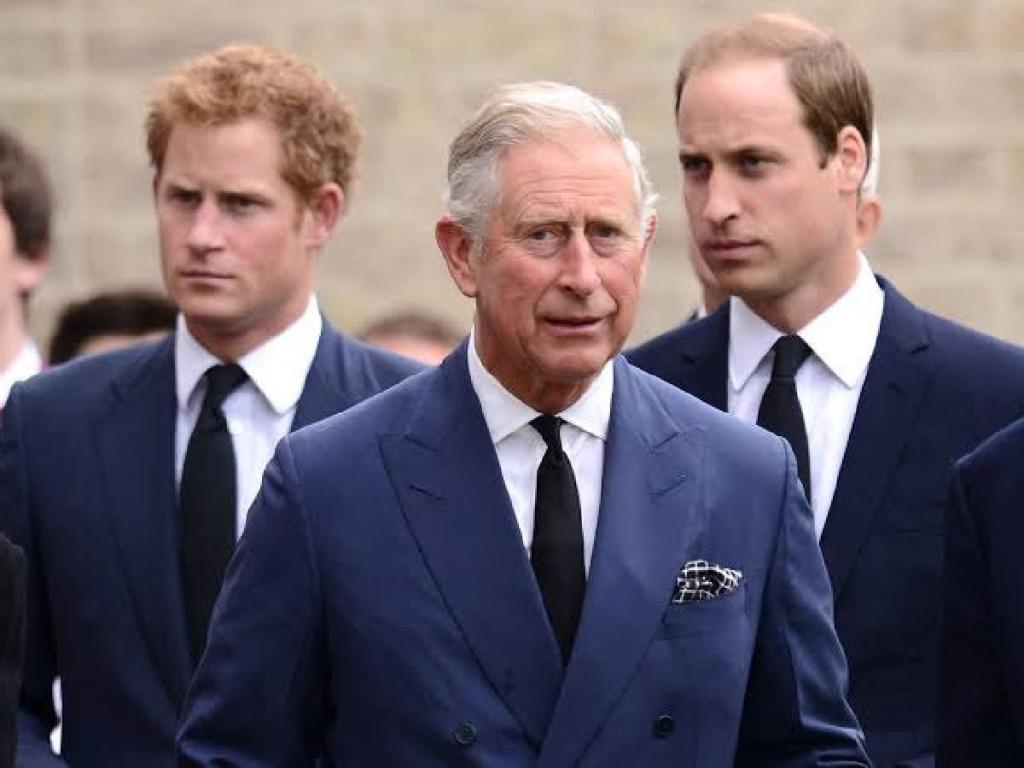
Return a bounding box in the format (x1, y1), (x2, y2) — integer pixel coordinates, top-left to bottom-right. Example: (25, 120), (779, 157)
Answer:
(445, 81), (657, 245)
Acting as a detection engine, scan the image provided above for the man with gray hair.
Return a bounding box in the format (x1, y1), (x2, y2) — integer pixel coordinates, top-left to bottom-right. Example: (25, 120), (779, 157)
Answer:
(178, 81), (868, 766)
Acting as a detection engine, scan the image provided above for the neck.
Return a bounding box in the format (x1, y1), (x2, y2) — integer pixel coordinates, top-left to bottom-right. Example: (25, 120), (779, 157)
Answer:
(745, 250), (860, 334)
(0, 308), (28, 373)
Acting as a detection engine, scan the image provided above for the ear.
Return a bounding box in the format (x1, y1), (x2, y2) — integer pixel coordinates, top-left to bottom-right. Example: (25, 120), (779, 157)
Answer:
(302, 182), (345, 250)
(637, 210), (658, 285)
(856, 194), (884, 249)
(834, 125), (868, 195)
(14, 250), (49, 296)
(435, 217), (479, 298)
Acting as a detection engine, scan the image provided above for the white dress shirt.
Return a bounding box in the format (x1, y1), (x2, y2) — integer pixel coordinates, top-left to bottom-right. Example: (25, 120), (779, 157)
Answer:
(0, 339), (42, 408)
(467, 329), (612, 575)
(174, 297), (322, 536)
(727, 253), (884, 538)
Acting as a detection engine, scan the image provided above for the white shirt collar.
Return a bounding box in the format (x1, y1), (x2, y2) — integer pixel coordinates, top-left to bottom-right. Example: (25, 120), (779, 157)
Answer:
(729, 252), (883, 390)
(0, 339), (42, 406)
(175, 296), (323, 415)
(466, 326), (613, 445)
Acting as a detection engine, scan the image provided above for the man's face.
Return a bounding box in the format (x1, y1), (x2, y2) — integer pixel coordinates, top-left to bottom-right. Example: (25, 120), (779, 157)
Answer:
(677, 58), (860, 323)
(156, 118), (330, 358)
(442, 125), (653, 411)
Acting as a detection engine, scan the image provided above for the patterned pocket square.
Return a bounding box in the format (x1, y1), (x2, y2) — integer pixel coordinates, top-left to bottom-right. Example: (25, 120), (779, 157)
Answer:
(672, 559), (743, 603)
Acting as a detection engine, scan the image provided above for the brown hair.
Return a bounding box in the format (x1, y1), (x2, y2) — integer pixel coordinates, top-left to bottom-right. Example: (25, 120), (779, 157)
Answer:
(0, 125), (51, 262)
(674, 13), (872, 164)
(145, 43), (361, 202)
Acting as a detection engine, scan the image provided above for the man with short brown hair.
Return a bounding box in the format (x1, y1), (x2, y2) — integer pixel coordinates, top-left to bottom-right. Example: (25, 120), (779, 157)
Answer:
(0, 44), (418, 767)
(629, 13), (1024, 767)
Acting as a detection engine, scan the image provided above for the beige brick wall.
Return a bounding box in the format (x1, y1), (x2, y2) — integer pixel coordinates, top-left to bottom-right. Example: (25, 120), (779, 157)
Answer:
(2, 0), (1022, 351)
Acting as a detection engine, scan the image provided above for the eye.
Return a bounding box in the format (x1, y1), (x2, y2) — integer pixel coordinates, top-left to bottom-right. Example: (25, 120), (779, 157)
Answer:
(168, 188), (200, 207)
(738, 153), (770, 177)
(222, 194), (261, 214)
(521, 224), (567, 256)
(680, 155), (709, 177)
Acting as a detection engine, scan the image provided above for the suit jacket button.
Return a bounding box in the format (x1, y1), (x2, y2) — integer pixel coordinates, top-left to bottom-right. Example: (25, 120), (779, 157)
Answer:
(453, 722), (477, 746)
(654, 714), (674, 738)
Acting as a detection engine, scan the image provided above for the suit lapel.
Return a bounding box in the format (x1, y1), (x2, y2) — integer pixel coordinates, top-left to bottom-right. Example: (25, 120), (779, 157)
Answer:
(673, 305), (730, 411)
(378, 345), (564, 747)
(292, 324), (354, 430)
(820, 282), (933, 599)
(540, 360), (704, 765)
(96, 338), (192, 706)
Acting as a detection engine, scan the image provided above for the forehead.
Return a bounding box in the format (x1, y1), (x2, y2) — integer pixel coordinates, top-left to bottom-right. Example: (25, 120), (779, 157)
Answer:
(677, 58), (809, 150)
(160, 118), (287, 188)
(495, 127), (638, 222)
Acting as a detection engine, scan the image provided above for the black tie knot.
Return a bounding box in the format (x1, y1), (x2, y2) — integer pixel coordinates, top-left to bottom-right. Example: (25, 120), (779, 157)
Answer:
(202, 364), (247, 411)
(531, 415), (564, 454)
(771, 336), (811, 381)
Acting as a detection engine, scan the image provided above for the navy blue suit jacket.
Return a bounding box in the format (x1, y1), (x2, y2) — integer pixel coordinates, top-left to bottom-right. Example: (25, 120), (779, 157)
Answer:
(178, 346), (869, 766)
(627, 277), (1024, 767)
(0, 324), (420, 768)
(938, 416), (1024, 766)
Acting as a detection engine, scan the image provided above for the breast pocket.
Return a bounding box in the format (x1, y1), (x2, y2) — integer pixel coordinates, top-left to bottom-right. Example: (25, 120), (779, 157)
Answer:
(658, 582), (748, 639)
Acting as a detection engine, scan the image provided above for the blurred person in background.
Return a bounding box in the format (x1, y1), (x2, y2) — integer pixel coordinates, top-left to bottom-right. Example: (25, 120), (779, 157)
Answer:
(48, 289), (177, 365)
(358, 308), (462, 365)
(0, 127), (51, 412)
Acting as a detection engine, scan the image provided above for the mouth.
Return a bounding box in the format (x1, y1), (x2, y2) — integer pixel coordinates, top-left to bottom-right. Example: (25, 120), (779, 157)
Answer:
(704, 239), (761, 259)
(541, 315), (606, 334)
(179, 269), (232, 281)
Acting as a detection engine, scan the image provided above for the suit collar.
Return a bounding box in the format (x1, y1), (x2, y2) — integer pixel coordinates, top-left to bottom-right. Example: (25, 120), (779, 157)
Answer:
(174, 298), (322, 416)
(820, 279), (933, 598)
(101, 337), (192, 706)
(292, 322), (359, 429)
(379, 342), (565, 745)
(675, 302), (730, 410)
(540, 359), (703, 765)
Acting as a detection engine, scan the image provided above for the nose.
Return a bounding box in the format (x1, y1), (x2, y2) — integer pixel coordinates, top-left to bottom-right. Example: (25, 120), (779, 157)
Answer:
(186, 200), (225, 255)
(700, 169), (740, 229)
(558, 230), (602, 296)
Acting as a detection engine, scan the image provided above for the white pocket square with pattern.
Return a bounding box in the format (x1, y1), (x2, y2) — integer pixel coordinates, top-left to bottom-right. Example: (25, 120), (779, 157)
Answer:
(672, 559), (743, 603)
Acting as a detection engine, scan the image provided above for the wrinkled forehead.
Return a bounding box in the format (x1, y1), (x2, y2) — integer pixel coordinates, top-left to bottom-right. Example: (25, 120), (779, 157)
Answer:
(494, 132), (642, 220)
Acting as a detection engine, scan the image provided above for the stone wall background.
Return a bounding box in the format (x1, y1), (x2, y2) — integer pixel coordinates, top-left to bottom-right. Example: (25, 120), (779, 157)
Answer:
(2, 0), (1022, 349)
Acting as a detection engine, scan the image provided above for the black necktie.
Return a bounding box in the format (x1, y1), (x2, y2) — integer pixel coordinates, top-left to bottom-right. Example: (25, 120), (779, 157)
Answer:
(180, 363), (248, 664)
(757, 335), (812, 501)
(530, 415), (585, 665)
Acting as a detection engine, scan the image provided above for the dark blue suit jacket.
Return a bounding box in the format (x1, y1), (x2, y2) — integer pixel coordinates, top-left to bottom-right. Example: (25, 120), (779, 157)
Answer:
(627, 278), (1024, 767)
(0, 324), (420, 768)
(178, 346), (869, 766)
(938, 417), (1024, 766)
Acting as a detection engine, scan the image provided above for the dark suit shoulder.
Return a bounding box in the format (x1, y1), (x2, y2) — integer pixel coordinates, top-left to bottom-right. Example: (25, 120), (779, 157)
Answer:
(622, 360), (788, 478)
(318, 326), (424, 399)
(6, 337), (172, 426)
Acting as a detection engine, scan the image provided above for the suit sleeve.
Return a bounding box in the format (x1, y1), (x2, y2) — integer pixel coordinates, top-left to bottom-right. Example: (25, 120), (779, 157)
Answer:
(177, 438), (325, 767)
(735, 440), (871, 767)
(0, 387), (68, 768)
(935, 462), (1019, 765)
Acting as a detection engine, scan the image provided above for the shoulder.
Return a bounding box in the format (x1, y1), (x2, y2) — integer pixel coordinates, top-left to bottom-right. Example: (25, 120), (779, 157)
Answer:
(958, 414), (1024, 480)
(318, 325), (425, 392)
(620, 360), (787, 475)
(286, 363), (432, 464)
(881, 280), (1024, 375)
(6, 337), (171, 421)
